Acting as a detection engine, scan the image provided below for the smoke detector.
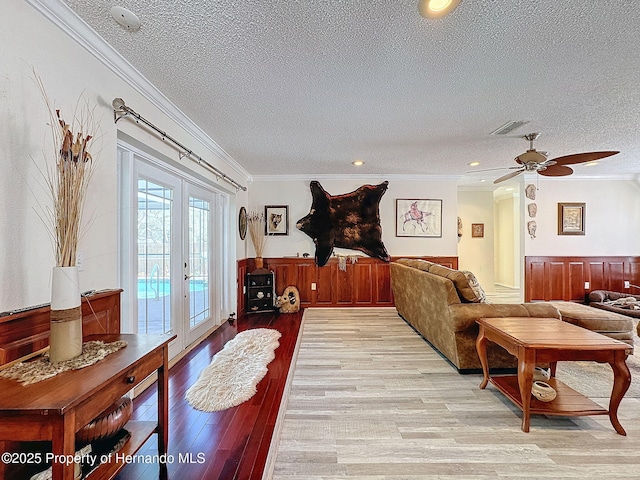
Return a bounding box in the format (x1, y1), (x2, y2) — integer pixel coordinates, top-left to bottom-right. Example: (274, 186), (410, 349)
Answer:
(110, 6), (141, 31)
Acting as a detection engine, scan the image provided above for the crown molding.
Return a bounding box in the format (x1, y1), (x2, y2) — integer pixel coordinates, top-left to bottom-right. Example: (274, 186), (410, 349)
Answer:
(25, 0), (251, 182)
(249, 173), (462, 183)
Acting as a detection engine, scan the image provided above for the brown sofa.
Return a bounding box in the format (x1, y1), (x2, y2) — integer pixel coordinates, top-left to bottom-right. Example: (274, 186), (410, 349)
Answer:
(390, 258), (561, 373)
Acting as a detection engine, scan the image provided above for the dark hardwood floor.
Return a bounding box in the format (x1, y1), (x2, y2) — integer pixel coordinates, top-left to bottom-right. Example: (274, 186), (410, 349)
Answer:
(115, 310), (303, 480)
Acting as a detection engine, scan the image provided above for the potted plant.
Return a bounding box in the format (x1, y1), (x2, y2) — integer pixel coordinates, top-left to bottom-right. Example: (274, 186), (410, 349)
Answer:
(247, 210), (269, 271)
(38, 76), (98, 362)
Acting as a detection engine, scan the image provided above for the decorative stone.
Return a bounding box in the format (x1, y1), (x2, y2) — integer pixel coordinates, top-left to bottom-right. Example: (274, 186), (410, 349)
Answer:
(533, 366), (550, 382)
(527, 203), (537, 218)
(531, 380), (557, 402)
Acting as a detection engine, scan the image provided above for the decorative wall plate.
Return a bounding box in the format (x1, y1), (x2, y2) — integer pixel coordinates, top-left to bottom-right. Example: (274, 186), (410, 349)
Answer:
(238, 206), (247, 240)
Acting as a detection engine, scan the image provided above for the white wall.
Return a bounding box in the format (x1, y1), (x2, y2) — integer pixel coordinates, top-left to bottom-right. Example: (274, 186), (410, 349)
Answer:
(246, 176), (459, 259)
(457, 190), (495, 290)
(0, 0), (244, 311)
(495, 193), (518, 288)
(524, 177), (640, 256)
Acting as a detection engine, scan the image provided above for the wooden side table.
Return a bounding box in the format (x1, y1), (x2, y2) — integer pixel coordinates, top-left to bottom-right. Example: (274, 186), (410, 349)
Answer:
(0, 333), (174, 480)
(476, 317), (630, 435)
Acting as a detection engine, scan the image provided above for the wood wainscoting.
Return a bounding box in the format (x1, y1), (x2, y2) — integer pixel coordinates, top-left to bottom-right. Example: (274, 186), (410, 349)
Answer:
(524, 256), (640, 303)
(237, 256), (458, 314)
(0, 288), (122, 367)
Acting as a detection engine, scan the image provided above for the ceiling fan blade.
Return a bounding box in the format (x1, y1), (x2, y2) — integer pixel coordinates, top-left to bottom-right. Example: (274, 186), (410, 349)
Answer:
(538, 165), (573, 177)
(550, 151), (619, 166)
(467, 166), (521, 174)
(494, 169), (524, 184)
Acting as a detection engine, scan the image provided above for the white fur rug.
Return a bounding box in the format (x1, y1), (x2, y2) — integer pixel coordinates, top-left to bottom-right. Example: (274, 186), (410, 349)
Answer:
(185, 328), (281, 412)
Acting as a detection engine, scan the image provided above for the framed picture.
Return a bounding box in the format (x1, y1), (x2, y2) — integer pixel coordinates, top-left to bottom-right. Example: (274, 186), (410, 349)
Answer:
(558, 202), (585, 235)
(396, 199), (442, 237)
(471, 223), (484, 238)
(265, 205), (289, 235)
(238, 206), (247, 240)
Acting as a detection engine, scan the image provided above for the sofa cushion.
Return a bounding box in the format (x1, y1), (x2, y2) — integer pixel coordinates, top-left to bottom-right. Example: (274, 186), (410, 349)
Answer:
(396, 258), (434, 272)
(427, 264), (486, 303)
(549, 301), (633, 333)
(459, 271), (487, 303)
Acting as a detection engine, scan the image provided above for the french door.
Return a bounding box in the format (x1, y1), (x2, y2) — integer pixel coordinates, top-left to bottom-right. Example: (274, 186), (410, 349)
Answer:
(118, 144), (226, 359)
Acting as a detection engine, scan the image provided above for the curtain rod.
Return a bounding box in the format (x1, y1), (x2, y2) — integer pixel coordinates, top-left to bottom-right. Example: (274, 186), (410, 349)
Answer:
(112, 98), (247, 191)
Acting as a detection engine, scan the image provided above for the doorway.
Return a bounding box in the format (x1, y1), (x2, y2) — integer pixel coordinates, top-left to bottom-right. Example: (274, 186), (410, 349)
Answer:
(457, 182), (523, 303)
(118, 143), (228, 359)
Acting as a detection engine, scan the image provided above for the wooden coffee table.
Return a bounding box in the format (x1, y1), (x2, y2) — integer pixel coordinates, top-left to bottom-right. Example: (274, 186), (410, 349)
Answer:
(476, 317), (631, 435)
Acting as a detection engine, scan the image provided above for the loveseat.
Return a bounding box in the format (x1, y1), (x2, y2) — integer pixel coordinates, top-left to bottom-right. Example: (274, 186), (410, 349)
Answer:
(390, 258), (561, 372)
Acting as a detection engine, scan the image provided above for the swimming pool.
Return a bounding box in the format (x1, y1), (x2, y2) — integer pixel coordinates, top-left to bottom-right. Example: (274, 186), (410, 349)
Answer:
(137, 278), (207, 299)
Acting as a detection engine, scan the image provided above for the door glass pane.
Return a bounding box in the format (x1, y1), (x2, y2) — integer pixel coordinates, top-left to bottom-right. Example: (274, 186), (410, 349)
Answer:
(188, 196), (210, 328)
(137, 178), (173, 334)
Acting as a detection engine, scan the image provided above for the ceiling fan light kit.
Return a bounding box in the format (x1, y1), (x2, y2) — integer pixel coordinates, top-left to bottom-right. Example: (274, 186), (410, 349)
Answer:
(418, 0), (461, 19)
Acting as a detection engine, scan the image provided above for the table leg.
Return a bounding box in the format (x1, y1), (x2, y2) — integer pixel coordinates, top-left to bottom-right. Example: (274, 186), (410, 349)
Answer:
(476, 325), (490, 389)
(608, 350), (631, 436)
(158, 344), (169, 456)
(157, 345), (169, 477)
(517, 347), (535, 433)
(51, 413), (76, 480)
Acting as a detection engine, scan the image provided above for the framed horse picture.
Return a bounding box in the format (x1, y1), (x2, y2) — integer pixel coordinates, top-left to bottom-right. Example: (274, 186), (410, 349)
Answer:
(396, 199), (442, 237)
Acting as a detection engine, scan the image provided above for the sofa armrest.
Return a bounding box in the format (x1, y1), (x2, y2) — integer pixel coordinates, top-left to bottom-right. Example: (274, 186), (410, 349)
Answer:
(449, 302), (561, 333)
(588, 290), (608, 302)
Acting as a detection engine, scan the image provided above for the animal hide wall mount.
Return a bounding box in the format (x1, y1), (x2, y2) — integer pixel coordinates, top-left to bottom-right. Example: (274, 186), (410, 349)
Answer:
(296, 181), (390, 266)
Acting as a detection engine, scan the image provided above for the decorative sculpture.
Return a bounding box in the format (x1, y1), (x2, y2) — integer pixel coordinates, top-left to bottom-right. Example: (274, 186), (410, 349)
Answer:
(296, 181), (390, 266)
(525, 184), (537, 200)
(276, 286), (300, 314)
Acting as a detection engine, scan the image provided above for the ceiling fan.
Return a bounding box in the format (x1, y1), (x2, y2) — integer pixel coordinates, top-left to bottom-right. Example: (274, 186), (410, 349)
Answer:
(493, 133), (619, 184)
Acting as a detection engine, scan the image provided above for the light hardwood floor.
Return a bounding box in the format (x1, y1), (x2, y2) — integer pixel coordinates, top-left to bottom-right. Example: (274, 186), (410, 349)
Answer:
(265, 308), (640, 479)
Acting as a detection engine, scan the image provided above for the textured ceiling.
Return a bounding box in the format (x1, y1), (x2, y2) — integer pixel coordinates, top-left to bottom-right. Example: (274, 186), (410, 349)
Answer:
(62, 0), (640, 182)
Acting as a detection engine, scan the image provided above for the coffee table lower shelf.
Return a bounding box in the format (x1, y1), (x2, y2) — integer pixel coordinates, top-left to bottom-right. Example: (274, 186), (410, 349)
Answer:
(490, 375), (608, 417)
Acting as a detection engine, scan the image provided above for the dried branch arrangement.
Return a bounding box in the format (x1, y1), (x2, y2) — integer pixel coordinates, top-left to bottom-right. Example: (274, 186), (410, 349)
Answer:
(247, 210), (269, 257)
(36, 75), (98, 267)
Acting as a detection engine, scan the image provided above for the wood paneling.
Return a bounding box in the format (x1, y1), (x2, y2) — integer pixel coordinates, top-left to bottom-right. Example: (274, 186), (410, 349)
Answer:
(238, 256), (458, 313)
(0, 289), (122, 366)
(525, 256), (640, 302)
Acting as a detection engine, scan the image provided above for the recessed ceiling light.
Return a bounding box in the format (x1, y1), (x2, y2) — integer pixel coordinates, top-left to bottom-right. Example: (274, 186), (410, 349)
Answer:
(418, 0), (461, 19)
(479, 179), (486, 183)
(584, 161), (599, 167)
(468, 161), (480, 167)
(352, 160), (365, 166)
(110, 6), (141, 30)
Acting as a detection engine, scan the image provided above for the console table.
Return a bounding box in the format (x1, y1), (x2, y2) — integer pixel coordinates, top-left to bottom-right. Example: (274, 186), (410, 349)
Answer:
(0, 333), (174, 480)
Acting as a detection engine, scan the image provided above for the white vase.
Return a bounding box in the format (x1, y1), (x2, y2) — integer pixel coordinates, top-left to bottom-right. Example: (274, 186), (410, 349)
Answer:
(49, 266), (83, 363)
